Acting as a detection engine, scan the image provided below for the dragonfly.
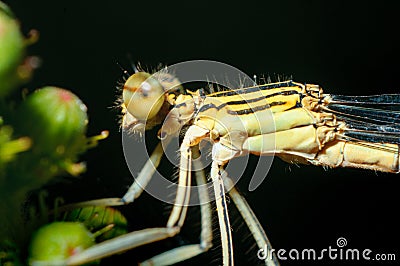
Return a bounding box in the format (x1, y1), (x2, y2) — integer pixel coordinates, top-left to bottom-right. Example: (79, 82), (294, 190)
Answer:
(61, 64), (399, 266)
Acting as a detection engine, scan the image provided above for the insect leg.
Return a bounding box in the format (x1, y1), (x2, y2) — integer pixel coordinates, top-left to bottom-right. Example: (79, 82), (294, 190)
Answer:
(66, 227), (179, 265)
(65, 138), (195, 265)
(139, 147), (213, 265)
(223, 174), (279, 266)
(122, 139), (169, 203)
(166, 125), (209, 228)
(211, 161), (234, 265)
(56, 139), (169, 212)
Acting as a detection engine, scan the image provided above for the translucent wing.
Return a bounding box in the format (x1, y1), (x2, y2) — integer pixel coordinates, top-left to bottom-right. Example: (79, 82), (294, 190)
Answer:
(324, 94), (400, 145)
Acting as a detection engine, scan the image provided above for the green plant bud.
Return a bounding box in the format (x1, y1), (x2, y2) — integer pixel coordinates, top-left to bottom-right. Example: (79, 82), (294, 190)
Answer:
(17, 87), (88, 159)
(28, 222), (95, 264)
(0, 2), (27, 97)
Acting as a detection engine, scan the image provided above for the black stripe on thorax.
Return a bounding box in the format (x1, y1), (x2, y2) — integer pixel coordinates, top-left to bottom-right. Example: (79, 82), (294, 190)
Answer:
(227, 101), (286, 115)
(197, 97), (291, 114)
(211, 80), (298, 97)
(197, 103), (227, 113)
(223, 90), (300, 105)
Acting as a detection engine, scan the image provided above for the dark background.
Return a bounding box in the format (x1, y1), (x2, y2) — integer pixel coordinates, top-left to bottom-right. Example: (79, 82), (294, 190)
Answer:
(4, 0), (400, 265)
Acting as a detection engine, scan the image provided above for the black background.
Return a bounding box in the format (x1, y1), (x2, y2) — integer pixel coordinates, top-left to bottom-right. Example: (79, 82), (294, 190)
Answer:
(3, 0), (400, 265)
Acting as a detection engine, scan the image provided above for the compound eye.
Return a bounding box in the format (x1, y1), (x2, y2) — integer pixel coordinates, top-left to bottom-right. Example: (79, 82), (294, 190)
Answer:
(123, 72), (165, 120)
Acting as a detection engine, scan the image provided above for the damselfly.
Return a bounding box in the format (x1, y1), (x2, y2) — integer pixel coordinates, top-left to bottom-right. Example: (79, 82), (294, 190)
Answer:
(61, 63), (399, 266)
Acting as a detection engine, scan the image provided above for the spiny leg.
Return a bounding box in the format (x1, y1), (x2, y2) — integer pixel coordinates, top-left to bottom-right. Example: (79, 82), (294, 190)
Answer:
(166, 137), (192, 229)
(66, 227), (178, 265)
(123, 139), (170, 203)
(140, 146), (213, 266)
(58, 139), (169, 212)
(65, 138), (193, 265)
(193, 147), (213, 253)
(211, 161), (234, 265)
(223, 174), (279, 266)
(166, 125), (209, 228)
